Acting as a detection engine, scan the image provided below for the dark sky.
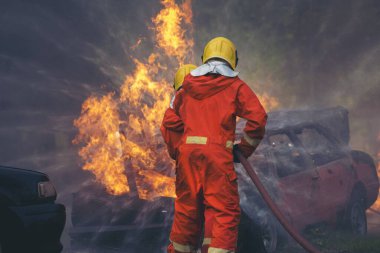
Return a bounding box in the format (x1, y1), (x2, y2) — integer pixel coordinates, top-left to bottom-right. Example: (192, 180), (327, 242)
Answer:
(0, 0), (380, 249)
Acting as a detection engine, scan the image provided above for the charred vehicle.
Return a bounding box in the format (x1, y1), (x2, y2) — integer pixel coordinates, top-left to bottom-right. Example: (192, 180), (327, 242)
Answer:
(0, 165), (66, 253)
(237, 107), (379, 252)
(70, 107), (379, 253)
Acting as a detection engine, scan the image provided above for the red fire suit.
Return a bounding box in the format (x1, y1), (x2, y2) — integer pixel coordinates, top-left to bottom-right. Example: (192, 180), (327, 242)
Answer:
(164, 74), (267, 253)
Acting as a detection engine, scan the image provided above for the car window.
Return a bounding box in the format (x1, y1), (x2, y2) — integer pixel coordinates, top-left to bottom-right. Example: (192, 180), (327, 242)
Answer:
(269, 133), (309, 178)
(296, 127), (341, 165)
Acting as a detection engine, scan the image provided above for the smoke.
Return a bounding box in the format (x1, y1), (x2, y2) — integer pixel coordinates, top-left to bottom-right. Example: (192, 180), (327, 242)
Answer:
(192, 0), (380, 154)
(1, 0), (380, 252)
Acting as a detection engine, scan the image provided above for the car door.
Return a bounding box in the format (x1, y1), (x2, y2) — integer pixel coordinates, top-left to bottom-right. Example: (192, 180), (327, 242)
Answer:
(295, 126), (354, 222)
(268, 132), (318, 230)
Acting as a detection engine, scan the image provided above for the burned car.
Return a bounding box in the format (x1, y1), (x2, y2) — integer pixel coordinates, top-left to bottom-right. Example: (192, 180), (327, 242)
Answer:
(237, 107), (379, 252)
(70, 107), (379, 253)
(0, 165), (66, 253)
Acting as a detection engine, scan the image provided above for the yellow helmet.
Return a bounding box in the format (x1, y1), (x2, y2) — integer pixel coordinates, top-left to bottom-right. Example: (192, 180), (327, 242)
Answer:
(173, 64), (197, 91)
(202, 37), (238, 70)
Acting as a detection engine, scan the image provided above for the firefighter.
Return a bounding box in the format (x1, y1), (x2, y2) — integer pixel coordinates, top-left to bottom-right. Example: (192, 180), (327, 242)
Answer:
(165, 37), (267, 253)
(161, 64), (197, 160)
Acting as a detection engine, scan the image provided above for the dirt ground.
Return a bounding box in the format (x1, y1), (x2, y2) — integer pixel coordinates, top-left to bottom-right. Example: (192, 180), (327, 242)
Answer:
(277, 210), (380, 253)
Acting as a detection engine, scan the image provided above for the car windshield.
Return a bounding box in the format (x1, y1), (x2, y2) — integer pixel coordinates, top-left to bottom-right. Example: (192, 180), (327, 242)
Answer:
(296, 127), (342, 165)
(268, 133), (309, 178)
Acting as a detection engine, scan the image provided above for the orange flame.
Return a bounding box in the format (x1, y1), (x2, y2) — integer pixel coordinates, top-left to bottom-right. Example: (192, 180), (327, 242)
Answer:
(257, 92), (280, 111)
(73, 93), (129, 195)
(152, 0), (194, 63)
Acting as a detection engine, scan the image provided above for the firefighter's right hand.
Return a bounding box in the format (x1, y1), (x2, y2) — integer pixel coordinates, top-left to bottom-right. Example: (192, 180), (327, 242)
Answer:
(233, 144), (241, 163)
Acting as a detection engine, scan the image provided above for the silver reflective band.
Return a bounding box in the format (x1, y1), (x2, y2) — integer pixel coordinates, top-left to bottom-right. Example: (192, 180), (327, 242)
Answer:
(202, 237), (212, 245)
(208, 247), (234, 253)
(170, 94), (176, 109)
(191, 60), (239, 77)
(243, 132), (261, 147)
(172, 241), (196, 252)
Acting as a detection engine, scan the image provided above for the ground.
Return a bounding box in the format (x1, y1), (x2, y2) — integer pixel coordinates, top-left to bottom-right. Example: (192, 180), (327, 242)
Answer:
(276, 210), (380, 253)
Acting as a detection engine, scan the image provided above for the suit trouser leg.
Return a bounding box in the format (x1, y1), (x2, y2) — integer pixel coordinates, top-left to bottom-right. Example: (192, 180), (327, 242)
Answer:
(169, 148), (204, 252)
(203, 148), (240, 253)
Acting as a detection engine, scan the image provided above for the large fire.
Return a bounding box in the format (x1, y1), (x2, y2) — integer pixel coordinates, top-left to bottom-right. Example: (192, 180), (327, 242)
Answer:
(73, 0), (279, 200)
(74, 0), (193, 200)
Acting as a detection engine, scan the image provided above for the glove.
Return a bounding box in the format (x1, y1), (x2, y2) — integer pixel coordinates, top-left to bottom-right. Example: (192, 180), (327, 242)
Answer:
(233, 144), (241, 163)
(238, 138), (257, 158)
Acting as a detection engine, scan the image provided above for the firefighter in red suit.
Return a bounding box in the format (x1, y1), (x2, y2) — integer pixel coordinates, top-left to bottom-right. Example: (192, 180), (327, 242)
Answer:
(164, 37), (267, 253)
(161, 64), (197, 160)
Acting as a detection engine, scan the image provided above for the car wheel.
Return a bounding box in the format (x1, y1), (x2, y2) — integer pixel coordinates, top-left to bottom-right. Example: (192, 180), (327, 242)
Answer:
(259, 213), (278, 253)
(345, 192), (367, 235)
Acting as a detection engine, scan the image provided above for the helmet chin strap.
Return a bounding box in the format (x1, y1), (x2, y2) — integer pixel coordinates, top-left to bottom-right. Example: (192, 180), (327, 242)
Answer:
(235, 50), (239, 68)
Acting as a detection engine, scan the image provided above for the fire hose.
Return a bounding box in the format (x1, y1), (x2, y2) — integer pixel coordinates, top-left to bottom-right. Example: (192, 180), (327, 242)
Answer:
(234, 150), (322, 253)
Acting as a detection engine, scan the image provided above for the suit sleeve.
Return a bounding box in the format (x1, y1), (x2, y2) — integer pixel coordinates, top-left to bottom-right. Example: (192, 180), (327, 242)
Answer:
(160, 112), (175, 160)
(160, 93), (184, 160)
(162, 91), (184, 131)
(235, 82), (267, 158)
